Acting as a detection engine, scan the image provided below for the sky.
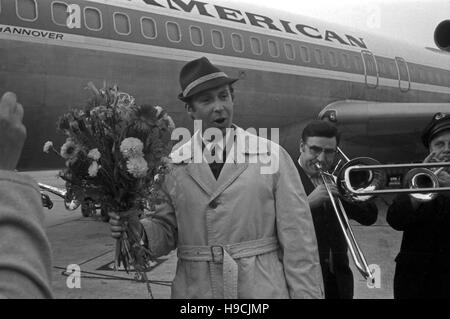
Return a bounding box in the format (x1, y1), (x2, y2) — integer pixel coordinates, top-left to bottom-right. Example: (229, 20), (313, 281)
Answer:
(234, 0), (449, 49)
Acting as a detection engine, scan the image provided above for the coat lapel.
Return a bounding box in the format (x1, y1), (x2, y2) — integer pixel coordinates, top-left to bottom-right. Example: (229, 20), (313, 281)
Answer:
(171, 126), (267, 199)
(170, 131), (216, 196)
(210, 127), (267, 201)
(210, 161), (248, 201)
(186, 162), (216, 196)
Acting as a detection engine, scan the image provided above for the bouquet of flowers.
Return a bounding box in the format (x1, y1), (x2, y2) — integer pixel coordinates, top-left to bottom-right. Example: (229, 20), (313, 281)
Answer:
(43, 82), (175, 297)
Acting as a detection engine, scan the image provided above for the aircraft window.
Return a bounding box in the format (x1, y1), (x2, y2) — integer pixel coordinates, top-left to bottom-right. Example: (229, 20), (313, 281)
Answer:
(51, 2), (69, 27)
(444, 72), (450, 85)
(141, 17), (157, 39)
(84, 7), (102, 31)
(411, 66), (418, 81)
(352, 56), (363, 73)
(231, 33), (244, 52)
(388, 61), (397, 77)
(268, 40), (279, 58)
(16, 0), (38, 22)
(190, 26), (203, 46)
(250, 37), (262, 55)
(365, 57), (377, 74)
(211, 30), (224, 49)
(416, 67), (424, 82)
(329, 51), (338, 67)
(429, 69), (437, 83)
(422, 68), (428, 82)
(435, 71), (442, 84)
(114, 12), (131, 35)
(285, 43), (295, 60)
(167, 22), (181, 42)
(299, 45), (310, 63)
(314, 48), (324, 65)
(341, 53), (350, 69)
(377, 60), (386, 75)
(423, 68), (429, 82)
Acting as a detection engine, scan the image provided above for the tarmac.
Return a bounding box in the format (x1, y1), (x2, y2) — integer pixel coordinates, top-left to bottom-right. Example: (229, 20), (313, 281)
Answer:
(30, 170), (402, 299)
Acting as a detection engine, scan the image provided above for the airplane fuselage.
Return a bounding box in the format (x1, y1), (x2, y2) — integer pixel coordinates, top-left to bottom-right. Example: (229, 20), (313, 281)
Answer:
(1, 0), (449, 169)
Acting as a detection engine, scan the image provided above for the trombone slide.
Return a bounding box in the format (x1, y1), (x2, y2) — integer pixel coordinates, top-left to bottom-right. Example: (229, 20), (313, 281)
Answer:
(344, 162), (450, 196)
(317, 163), (374, 280)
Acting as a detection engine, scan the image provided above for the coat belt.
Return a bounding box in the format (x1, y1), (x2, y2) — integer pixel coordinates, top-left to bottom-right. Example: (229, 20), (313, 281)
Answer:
(177, 237), (279, 299)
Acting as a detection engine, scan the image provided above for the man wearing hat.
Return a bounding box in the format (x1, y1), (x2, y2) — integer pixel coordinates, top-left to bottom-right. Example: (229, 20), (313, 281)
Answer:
(109, 57), (324, 298)
(387, 112), (450, 298)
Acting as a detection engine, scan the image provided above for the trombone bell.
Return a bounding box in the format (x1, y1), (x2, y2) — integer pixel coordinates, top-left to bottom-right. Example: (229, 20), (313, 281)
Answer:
(404, 168), (440, 202)
(336, 157), (386, 203)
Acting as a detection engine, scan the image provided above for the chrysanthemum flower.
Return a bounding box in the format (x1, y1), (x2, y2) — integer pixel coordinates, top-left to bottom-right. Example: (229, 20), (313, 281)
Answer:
(163, 114), (176, 130)
(88, 148), (101, 161)
(88, 161), (101, 177)
(69, 121), (80, 131)
(126, 157), (148, 178)
(120, 137), (144, 159)
(43, 141), (54, 153)
(116, 93), (135, 108)
(60, 139), (79, 160)
(155, 105), (163, 118)
(90, 106), (108, 121)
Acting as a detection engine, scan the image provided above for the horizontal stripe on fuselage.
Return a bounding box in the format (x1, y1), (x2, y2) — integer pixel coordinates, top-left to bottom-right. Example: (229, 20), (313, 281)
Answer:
(1, 23), (449, 97)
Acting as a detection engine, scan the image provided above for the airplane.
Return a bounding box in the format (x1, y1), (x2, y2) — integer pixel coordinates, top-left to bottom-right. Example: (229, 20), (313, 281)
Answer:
(0, 0), (449, 171)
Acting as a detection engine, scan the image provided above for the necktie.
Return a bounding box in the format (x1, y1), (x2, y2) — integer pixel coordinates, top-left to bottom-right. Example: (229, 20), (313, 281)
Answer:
(203, 142), (226, 179)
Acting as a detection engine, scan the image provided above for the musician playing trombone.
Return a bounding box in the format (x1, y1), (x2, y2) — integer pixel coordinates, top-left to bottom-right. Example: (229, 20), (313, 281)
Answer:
(387, 113), (450, 299)
(294, 120), (378, 299)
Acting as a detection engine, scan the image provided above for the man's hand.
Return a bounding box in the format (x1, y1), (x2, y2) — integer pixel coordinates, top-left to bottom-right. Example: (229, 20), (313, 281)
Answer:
(436, 169), (450, 188)
(108, 210), (144, 240)
(423, 151), (438, 164)
(0, 92), (26, 170)
(308, 183), (339, 210)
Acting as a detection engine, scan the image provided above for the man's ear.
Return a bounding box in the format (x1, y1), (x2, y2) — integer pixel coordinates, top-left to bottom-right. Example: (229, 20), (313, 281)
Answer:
(299, 140), (305, 153)
(186, 104), (195, 120)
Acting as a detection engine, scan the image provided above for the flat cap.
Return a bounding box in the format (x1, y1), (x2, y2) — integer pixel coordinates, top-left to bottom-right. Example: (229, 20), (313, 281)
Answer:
(421, 112), (450, 147)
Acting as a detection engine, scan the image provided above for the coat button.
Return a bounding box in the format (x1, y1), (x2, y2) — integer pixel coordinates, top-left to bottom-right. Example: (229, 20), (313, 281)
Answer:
(209, 200), (219, 209)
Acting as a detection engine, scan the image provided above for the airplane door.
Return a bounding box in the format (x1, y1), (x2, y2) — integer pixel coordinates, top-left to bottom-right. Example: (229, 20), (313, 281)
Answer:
(361, 50), (379, 88)
(395, 57), (411, 92)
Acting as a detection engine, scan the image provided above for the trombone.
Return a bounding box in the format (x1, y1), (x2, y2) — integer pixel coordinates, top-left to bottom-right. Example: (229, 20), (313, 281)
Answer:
(316, 147), (450, 280)
(341, 162), (450, 201)
(314, 159), (375, 281)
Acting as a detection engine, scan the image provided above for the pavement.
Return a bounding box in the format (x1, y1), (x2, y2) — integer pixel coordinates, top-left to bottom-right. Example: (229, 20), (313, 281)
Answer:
(29, 170), (402, 299)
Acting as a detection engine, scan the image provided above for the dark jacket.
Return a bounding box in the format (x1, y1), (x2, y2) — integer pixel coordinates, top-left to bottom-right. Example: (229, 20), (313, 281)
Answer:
(295, 161), (378, 299)
(387, 194), (450, 298)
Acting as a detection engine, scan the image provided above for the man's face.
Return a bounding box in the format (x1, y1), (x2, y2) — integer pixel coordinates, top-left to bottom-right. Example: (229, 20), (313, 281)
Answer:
(429, 130), (450, 161)
(187, 84), (234, 134)
(299, 136), (337, 176)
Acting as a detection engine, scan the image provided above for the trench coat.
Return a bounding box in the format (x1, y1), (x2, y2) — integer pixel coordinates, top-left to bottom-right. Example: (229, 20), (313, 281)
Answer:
(141, 126), (324, 299)
(0, 170), (53, 298)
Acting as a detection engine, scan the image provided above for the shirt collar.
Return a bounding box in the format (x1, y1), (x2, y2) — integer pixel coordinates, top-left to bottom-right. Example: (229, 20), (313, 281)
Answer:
(200, 126), (235, 154)
(298, 156), (322, 184)
(171, 125), (269, 164)
(298, 157), (313, 178)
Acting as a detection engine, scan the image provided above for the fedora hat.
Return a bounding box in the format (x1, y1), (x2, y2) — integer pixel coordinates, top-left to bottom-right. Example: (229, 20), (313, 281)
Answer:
(178, 57), (238, 101)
